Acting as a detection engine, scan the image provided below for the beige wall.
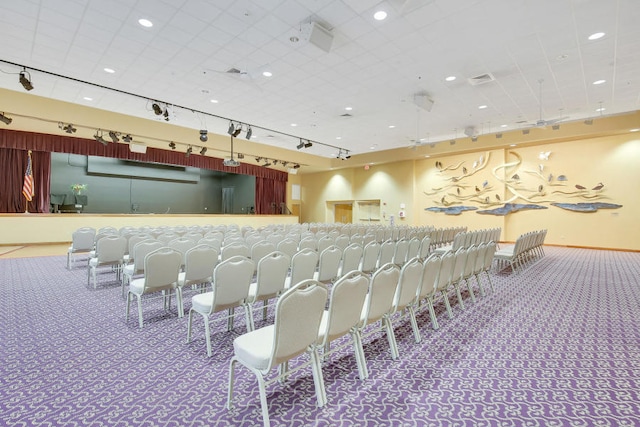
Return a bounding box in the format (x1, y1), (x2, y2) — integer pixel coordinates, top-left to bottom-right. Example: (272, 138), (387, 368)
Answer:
(300, 132), (640, 251)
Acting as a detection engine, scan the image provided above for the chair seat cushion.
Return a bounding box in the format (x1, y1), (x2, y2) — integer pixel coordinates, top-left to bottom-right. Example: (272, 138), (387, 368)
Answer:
(129, 278), (145, 295)
(123, 264), (135, 277)
(233, 325), (275, 371)
(247, 281), (258, 299)
(191, 292), (215, 313)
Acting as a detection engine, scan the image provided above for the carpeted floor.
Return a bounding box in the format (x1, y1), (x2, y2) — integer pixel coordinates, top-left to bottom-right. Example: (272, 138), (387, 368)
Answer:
(1, 247), (639, 426)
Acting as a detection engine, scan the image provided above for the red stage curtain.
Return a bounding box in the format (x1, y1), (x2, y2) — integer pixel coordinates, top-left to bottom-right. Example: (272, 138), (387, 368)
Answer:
(0, 147), (51, 213)
(0, 128), (287, 214)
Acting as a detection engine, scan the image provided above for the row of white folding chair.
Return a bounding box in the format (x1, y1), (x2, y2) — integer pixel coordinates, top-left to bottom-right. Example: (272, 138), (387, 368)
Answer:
(228, 271), (372, 427)
(67, 227), (96, 269)
(494, 229), (546, 273)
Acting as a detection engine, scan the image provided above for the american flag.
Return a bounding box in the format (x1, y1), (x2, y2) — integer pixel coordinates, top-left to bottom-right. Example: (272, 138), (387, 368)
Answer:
(22, 150), (34, 202)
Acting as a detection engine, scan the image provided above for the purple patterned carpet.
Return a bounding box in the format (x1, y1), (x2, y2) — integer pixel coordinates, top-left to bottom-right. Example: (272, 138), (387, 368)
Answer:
(1, 247), (639, 426)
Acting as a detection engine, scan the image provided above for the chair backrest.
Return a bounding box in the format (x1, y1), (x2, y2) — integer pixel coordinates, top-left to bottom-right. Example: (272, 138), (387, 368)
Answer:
(317, 235), (334, 254)
(316, 245), (342, 282)
(419, 253), (442, 300)
(198, 237), (222, 252)
(277, 238), (298, 259)
(265, 233), (285, 246)
(183, 244), (219, 283)
(270, 280), (328, 367)
(450, 247), (468, 284)
(289, 248), (319, 287)
(211, 256), (256, 309)
(320, 271), (370, 346)
(361, 263), (401, 326)
(221, 242), (251, 261)
(245, 233), (264, 249)
(483, 241), (497, 271)
(392, 257), (423, 312)
(157, 232), (180, 244)
(340, 243), (363, 277)
(71, 229), (95, 251)
(334, 234), (351, 250)
(418, 236), (431, 260)
(436, 251), (455, 292)
(360, 241), (381, 273)
(474, 243), (488, 275)
(143, 247), (182, 292)
(132, 240), (164, 273)
(298, 237), (317, 252)
(251, 241), (277, 264)
(182, 231), (203, 241)
(168, 237), (198, 264)
(252, 251), (291, 301)
(378, 239), (396, 267)
(463, 245), (478, 279)
(406, 237), (421, 262)
(96, 235), (127, 263)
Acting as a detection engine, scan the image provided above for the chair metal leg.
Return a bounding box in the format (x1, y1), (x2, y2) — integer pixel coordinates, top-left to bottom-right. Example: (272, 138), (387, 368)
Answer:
(244, 303), (254, 332)
(203, 314), (212, 357)
(226, 357), (237, 410)
(351, 328), (368, 380)
(310, 347), (327, 408)
(426, 298), (439, 330)
(186, 309), (194, 343)
(465, 279), (476, 303)
(256, 372), (271, 427)
(125, 292), (131, 321)
(176, 288), (184, 318)
(408, 305), (421, 343)
(442, 290), (454, 319)
(262, 300), (268, 321)
(475, 274), (486, 297)
(454, 283), (465, 309)
(382, 316), (399, 360)
(227, 307), (235, 331)
(137, 294), (144, 328)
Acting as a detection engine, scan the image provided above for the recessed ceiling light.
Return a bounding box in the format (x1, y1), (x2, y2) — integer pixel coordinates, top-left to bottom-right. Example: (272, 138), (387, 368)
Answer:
(478, 105), (488, 109)
(630, 128), (640, 132)
(388, 125), (395, 129)
(373, 10), (388, 21)
(588, 32), (605, 40)
(445, 76), (456, 82)
(83, 96), (93, 101)
(210, 99), (218, 103)
(345, 106), (353, 111)
(103, 67), (115, 74)
(596, 107), (606, 112)
(138, 18), (153, 28)
(593, 79), (606, 85)
(500, 124), (508, 128)
(262, 71), (272, 77)
(369, 145), (377, 150)
(510, 144), (517, 147)
(424, 155), (430, 158)
(290, 123), (297, 127)
(336, 136), (342, 140)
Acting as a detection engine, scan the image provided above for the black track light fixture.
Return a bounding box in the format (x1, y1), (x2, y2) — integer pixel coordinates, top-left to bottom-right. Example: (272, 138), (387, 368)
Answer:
(227, 122), (235, 136)
(108, 131), (120, 143)
(245, 126), (252, 140)
(122, 134), (132, 143)
(255, 157), (262, 163)
(185, 145), (193, 158)
(293, 164), (301, 169)
(94, 130), (108, 146)
(0, 112), (12, 125)
(169, 142), (176, 150)
(200, 146), (207, 155)
(232, 124), (242, 138)
(304, 140), (313, 148)
(152, 102), (163, 115)
(237, 153), (244, 159)
(296, 139), (304, 150)
(19, 69), (33, 91)
(199, 129), (208, 142)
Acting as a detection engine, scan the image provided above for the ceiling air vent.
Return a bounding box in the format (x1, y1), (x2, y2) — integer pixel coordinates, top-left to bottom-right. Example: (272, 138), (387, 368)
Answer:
(467, 73), (496, 86)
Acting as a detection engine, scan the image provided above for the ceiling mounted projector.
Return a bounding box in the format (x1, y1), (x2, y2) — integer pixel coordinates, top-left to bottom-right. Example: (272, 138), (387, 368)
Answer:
(223, 158), (240, 167)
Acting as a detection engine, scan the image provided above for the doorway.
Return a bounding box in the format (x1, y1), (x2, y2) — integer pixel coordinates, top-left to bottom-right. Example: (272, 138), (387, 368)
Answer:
(334, 203), (353, 224)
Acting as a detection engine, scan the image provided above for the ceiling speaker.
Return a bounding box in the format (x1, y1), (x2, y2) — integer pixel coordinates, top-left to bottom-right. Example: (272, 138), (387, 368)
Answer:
(413, 93), (434, 112)
(303, 22), (334, 53)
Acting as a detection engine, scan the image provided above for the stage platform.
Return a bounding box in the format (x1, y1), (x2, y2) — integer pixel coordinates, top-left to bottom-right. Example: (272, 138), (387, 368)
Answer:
(0, 213), (298, 245)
